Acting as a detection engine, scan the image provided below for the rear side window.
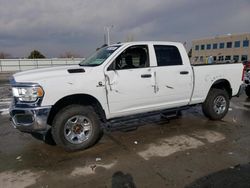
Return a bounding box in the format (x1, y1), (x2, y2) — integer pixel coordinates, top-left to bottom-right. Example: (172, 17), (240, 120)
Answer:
(154, 45), (183, 66)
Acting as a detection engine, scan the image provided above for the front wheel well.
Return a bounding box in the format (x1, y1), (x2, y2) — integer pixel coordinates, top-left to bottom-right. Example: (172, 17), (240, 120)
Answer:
(47, 94), (106, 126)
(210, 79), (232, 98)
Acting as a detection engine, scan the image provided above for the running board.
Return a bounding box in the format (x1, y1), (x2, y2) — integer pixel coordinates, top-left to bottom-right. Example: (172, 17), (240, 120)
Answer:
(103, 106), (189, 132)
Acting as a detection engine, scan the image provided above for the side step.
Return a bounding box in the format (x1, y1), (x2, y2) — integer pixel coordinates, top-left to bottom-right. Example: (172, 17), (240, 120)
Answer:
(103, 107), (187, 132)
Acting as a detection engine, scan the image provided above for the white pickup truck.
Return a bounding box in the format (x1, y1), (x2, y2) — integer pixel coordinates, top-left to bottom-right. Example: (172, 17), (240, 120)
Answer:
(9, 41), (244, 151)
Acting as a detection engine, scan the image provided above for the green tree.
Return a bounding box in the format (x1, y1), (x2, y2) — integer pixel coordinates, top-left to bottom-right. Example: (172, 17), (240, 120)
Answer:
(28, 50), (45, 59)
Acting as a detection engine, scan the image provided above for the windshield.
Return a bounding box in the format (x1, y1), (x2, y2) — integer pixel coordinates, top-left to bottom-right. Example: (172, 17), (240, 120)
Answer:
(79, 45), (121, 66)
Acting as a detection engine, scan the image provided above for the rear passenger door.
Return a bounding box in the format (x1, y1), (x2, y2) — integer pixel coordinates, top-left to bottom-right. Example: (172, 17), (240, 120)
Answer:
(153, 45), (193, 108)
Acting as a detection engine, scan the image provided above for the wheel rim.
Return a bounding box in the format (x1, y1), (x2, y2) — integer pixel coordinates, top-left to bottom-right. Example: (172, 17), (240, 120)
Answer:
(64, 115), (92, 144)
(213, 95), (227, 114)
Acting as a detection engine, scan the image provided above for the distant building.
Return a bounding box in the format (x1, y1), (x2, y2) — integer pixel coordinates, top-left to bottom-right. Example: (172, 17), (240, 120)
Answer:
(191, 33), (250, 64)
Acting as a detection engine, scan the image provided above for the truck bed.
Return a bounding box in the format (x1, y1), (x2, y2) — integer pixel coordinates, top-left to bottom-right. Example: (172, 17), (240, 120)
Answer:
(190, 63), (243, 104)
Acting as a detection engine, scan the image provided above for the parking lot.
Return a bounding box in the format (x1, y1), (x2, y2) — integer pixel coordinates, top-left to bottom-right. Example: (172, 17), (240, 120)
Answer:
(1, 81), (250, 188)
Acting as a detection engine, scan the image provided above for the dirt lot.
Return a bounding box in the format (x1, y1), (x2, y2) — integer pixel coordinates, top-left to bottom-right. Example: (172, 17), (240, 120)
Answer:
(0, 81), (250, 188)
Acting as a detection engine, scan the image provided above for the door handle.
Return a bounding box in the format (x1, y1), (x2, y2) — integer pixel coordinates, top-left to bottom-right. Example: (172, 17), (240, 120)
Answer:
(180, 71), (189, 75)
(141, 74), (152, 78)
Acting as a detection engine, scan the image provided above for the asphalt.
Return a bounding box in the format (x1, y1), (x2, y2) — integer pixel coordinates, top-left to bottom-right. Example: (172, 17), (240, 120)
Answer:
(0, 81), (250, 188)
(0, 72), (13, 85)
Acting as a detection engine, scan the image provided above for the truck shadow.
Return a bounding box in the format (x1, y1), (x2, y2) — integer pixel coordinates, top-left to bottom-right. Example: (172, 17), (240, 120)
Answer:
(186, 163), (250, 188)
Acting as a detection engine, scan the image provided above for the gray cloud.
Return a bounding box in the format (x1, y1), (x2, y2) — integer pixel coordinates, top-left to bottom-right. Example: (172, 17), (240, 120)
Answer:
(0, 0), (249, 57)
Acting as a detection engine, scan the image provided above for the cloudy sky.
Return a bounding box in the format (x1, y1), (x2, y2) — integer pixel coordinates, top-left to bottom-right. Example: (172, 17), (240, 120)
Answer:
(0, 0), (249, 58)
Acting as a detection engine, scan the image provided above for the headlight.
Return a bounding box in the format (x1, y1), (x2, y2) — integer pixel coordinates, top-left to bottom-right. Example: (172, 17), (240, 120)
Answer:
(12, 86), (44, 102)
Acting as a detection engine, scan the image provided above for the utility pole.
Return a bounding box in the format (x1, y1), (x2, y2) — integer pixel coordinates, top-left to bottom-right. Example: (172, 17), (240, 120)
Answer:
(104, 33), (107, 45)
(104, 25), (113, 46)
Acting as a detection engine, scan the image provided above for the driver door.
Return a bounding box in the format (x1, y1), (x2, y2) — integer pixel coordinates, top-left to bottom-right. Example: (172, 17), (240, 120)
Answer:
(104, 45), (156, 118)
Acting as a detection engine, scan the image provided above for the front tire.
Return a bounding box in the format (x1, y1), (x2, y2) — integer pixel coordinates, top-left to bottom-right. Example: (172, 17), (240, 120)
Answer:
(52, 105), (102, 151)
(245, 85), (250, 97)
(202, 88), (229, 120)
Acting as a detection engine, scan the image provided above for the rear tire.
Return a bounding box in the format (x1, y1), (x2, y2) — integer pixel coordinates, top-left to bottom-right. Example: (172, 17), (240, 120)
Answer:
(202, 88), (229, 120)
(245, 85), (250, 97)
(52, 105), (102, 151)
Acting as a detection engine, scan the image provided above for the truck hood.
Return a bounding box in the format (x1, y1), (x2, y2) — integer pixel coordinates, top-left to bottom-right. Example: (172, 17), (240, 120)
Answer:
(12, 65), (92, 83)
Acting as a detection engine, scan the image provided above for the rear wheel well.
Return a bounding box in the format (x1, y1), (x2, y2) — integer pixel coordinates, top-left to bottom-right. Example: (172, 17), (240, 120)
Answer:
(210, 79), (232, 98)
(47, 94), (106, 126)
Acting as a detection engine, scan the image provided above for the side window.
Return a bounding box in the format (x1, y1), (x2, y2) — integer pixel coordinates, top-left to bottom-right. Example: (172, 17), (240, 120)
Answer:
(108, 45), (149, 70)
(154, 45), (182, 66)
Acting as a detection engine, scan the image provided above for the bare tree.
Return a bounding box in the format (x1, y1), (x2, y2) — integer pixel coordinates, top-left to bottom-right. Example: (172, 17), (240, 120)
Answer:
(188, 48), (192, 58)
(0, 52), (11, 59)
(59, 51), (80, 58)
(96, 44), (108, 51)
(125, 34), (135, 42)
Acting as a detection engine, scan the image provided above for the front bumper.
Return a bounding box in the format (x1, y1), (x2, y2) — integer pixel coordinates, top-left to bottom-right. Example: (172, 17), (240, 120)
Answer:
(9, 105), (51, 133)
